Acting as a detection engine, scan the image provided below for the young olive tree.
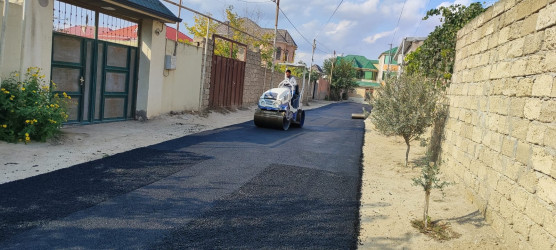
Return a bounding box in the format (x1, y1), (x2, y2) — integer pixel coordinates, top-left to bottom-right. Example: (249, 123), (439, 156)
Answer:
(412, 157), (451, 229)
(403, 3), (485, 163)
(371, 74), (438, 166)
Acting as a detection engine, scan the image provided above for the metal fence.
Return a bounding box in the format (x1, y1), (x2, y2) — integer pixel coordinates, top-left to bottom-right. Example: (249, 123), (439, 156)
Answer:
(53, 0), (138, 47)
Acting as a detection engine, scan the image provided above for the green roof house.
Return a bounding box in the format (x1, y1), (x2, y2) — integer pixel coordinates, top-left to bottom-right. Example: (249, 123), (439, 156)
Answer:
(337, 55), (379, 82)
(377, 47), (399, 82)
(337, 55), (381, 101)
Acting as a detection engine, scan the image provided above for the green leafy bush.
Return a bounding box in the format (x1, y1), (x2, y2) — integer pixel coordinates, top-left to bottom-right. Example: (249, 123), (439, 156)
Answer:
(0, 67), (70, 143)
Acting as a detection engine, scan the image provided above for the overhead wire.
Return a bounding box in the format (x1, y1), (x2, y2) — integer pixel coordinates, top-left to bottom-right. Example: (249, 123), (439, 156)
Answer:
(316, 40), (332, 54)
(412, 0), (432, 36)
(390, 0), (408, 46)
(235, 0), (272, 3)
(278, 6), (313, 47)
(314, 0), (344, 40)
(161, 0), (265, 42)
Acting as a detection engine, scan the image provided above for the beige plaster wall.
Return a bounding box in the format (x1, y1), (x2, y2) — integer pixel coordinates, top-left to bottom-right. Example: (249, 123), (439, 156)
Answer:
(0, 0), (52, 80)
(137, 19), (166, 118)
(162, 39), (203, 112)
(441, 0), (556, 248)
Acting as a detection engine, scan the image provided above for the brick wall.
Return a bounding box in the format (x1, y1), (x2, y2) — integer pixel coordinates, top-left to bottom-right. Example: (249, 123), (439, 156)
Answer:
(441, 0), (556, 248)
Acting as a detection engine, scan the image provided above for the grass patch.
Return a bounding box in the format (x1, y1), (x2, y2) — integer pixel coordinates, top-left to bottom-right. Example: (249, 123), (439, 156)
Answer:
(411, 218), (461, 241)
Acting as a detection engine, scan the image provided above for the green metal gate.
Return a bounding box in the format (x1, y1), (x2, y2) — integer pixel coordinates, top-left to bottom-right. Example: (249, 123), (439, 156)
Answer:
(51, 0), (138, 124)
(51, 33), (137, 124)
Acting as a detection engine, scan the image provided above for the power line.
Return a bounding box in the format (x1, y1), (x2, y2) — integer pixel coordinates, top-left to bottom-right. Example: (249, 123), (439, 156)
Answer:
(390, 0), (408, 45)
(316, 40), (332, 53)
(412, 0), (432, 36)
(314, 0), (344, 39)
(235, 0), (272, 3)
(278, 6), (312, 47)
(316, 47), (331, 54)
(162, 0), (265, 42)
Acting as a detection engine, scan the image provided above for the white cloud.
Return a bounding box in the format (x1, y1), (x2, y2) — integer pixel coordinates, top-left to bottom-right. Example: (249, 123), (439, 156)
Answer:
(363, 28), (398, 44)
(303, 7), (313, 16)
(295, 51), (311, 64)
(437, 0), (472, 8)
(324, 20), (357, 37)
(337, 0), (380, 15)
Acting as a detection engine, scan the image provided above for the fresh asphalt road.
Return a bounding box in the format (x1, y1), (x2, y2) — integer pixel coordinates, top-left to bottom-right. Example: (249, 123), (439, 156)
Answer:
(0, 102), (367, 249)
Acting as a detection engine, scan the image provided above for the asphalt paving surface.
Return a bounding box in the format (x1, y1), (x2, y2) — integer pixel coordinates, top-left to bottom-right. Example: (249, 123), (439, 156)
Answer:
(0, 102), (367, 249)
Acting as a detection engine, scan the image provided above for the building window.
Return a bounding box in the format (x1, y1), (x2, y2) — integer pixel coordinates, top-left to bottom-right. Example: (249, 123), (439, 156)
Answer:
(276, 47), (281, 60)
(284, 50), (289, 61)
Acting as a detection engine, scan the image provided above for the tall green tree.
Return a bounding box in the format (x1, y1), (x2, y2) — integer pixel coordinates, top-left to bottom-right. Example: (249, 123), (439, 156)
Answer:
(254, 32), (275, 68)
(185, 13), (219, 39)
(371, 74), (438, 166)
(186, 6), (275, 64)
(323, 57), (357, 100)
(405, 3), (485, 84)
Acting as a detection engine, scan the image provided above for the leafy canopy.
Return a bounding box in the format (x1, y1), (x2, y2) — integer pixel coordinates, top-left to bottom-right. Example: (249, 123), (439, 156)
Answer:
(323, 57), (357, 100)
(185, 6), (275, 67)
(404, 3), (485, 83)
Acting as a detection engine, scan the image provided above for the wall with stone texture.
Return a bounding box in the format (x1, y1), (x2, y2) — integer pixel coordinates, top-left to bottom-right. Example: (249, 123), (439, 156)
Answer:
(441, 0), (556, 249)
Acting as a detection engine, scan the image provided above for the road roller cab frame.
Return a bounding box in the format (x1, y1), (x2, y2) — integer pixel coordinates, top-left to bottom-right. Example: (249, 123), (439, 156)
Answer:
(254, 63), (307, 130)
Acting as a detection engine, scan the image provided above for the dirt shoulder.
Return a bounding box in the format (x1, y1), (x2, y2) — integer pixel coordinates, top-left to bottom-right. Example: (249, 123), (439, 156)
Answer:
(358, 118), (508, 249)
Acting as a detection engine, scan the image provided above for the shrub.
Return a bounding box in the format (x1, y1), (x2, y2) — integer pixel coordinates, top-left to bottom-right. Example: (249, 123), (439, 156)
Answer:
(0, 67), (70, 143)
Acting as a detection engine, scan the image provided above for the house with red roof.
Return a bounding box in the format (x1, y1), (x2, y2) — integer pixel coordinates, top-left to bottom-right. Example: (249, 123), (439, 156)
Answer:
(58, 26), (113, 39)
(59, 25), (191, 45)
(101, 25), (192, 43)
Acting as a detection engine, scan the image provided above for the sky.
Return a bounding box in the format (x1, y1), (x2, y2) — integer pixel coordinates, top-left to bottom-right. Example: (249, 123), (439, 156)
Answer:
(162, 0), (496, 66)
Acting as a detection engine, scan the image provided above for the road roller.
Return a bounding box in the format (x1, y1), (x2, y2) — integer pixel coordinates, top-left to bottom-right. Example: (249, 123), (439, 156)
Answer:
(254, 63), (307, 130)
(254, 79), (305, 130)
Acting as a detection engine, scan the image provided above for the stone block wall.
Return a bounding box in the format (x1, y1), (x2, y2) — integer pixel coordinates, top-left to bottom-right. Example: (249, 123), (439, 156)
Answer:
(441, 0), (556, 248)
(242, 50), (285, 106)
(197, 38), (214, 110)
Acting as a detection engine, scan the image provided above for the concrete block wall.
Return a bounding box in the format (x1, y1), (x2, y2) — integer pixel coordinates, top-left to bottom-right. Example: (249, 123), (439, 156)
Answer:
(441, 0), (556, 249)
(199, 38), (214, 110)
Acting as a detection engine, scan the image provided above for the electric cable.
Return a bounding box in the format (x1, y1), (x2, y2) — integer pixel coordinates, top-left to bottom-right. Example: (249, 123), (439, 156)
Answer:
(412, 0), (432, 36)
(390, 0), (408, 46)
(278, 7), (312, 47)
(314, 0), (344, 39)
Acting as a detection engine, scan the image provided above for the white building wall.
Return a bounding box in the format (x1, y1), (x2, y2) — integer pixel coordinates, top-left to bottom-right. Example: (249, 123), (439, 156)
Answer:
(162, 39), (203, 112)
(0, 0), (52, 80)
(137, 19), (166, 118)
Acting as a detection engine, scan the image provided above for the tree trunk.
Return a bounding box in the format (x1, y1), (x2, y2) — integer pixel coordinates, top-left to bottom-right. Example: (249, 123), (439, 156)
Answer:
(424, 189), (430, 229)
(404, 136), (410, 167)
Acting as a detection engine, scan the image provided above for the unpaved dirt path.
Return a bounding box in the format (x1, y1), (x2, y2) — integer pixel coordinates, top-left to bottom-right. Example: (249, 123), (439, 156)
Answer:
(358, 118), (508, 249)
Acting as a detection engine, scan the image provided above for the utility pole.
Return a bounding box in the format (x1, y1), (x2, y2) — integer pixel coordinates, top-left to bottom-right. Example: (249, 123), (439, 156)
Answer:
(173, 0), (182, 56)
(306, 38), (316, 104)
(387, 43), (392, 81)
(270, 0), (280, 87)
(328, 50), (335, 100)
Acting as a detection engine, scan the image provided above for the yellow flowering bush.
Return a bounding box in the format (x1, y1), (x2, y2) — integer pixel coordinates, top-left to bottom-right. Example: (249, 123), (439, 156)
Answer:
(0, 67), (70, 143)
